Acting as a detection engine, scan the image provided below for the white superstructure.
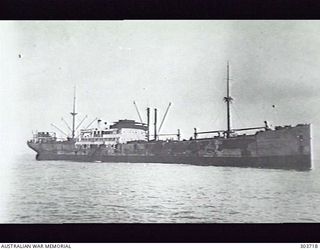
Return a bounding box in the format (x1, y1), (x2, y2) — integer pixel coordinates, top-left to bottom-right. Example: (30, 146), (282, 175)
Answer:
(75, 119), (148, 147)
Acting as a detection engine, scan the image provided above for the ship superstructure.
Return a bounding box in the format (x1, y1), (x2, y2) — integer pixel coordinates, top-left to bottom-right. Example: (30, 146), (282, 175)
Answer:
(76, 119), (148, 147)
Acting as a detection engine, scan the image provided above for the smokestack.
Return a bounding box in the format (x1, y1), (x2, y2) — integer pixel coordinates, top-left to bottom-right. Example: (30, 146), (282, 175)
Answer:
(147, 107), (150, 141)
(97, 119), (101, 129)
(154, 108), (157, 141)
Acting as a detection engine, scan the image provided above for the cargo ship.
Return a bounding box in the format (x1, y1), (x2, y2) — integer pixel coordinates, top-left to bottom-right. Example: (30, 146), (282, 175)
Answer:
(27, 64), (312, 171)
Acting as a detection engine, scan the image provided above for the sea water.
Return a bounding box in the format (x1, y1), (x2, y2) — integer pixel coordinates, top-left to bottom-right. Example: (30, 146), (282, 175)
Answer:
(1, 154), (319, 223)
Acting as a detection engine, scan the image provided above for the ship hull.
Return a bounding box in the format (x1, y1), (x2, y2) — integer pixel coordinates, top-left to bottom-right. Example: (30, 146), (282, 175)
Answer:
(28, 124), (312, 171)
(35, 152), (311, 171)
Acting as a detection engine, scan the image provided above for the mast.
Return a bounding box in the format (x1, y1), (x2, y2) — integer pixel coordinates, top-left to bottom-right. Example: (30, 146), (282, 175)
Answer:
(224, 62), (232, 138)
(146, 107), (150, 141)
(70, 86), (78, 139)
(154, 108), (157, 141)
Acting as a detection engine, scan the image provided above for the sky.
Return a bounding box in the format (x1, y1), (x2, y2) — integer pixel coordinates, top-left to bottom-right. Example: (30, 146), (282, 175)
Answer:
(0, 21), (319, 160)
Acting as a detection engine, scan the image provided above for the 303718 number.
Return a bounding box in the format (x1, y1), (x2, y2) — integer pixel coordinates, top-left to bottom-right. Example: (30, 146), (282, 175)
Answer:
(301, 244), (318, 248)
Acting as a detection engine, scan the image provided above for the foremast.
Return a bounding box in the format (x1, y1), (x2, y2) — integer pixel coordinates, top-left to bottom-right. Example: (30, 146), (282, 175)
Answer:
(70, 86), (78, 139)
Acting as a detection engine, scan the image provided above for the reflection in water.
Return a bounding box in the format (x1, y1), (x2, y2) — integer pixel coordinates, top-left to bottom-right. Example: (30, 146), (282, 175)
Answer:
(2, 155), (320, 223)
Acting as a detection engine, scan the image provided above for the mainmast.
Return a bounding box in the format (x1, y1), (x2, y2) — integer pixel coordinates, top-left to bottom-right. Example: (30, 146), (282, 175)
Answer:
(224, 62), (233, 138)
(70, 86), (78, 139)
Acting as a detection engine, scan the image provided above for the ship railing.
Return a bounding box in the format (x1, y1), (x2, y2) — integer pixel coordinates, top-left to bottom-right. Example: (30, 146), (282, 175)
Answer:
(80, 137), (118, 142)
(33, 131), (57, 137)
(149, 129), (181, 141)
(149, 135), (178, 142)
(193, 129), (225, 139)
(232, 126), (267, 132)
(194, 126), (267, 139)
(29, 137), (57, 143)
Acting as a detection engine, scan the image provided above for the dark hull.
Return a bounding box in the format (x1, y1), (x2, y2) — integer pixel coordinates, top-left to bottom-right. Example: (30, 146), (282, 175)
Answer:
(36, 153), (311, 171)
(29, 124), (312, 171)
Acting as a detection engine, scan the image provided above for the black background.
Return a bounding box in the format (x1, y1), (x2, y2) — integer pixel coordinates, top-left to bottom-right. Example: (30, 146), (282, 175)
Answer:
(0, 0), (320, 243)
(0, 224), (320, 242)
(0, 0), (320, 20)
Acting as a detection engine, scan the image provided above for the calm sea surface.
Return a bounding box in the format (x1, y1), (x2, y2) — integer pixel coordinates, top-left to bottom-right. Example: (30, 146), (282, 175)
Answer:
(1, 154), (320, 223)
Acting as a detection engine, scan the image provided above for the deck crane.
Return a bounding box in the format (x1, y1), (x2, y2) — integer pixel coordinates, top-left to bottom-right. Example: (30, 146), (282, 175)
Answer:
(85, 117), (98, 129)
(133, 101), (143, 123)
(51, 123), (68, 137)
(76, 115), (88, 130)
(158, 102), (172, 133)
(61, 117), (72, 133)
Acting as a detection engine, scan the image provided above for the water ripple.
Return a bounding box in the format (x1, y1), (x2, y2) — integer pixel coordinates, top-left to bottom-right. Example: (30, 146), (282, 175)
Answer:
(2, 155), (320, 223)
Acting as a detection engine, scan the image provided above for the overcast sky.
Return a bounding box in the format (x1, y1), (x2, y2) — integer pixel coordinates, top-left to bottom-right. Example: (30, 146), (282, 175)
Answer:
(0, 21), (319, 160)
